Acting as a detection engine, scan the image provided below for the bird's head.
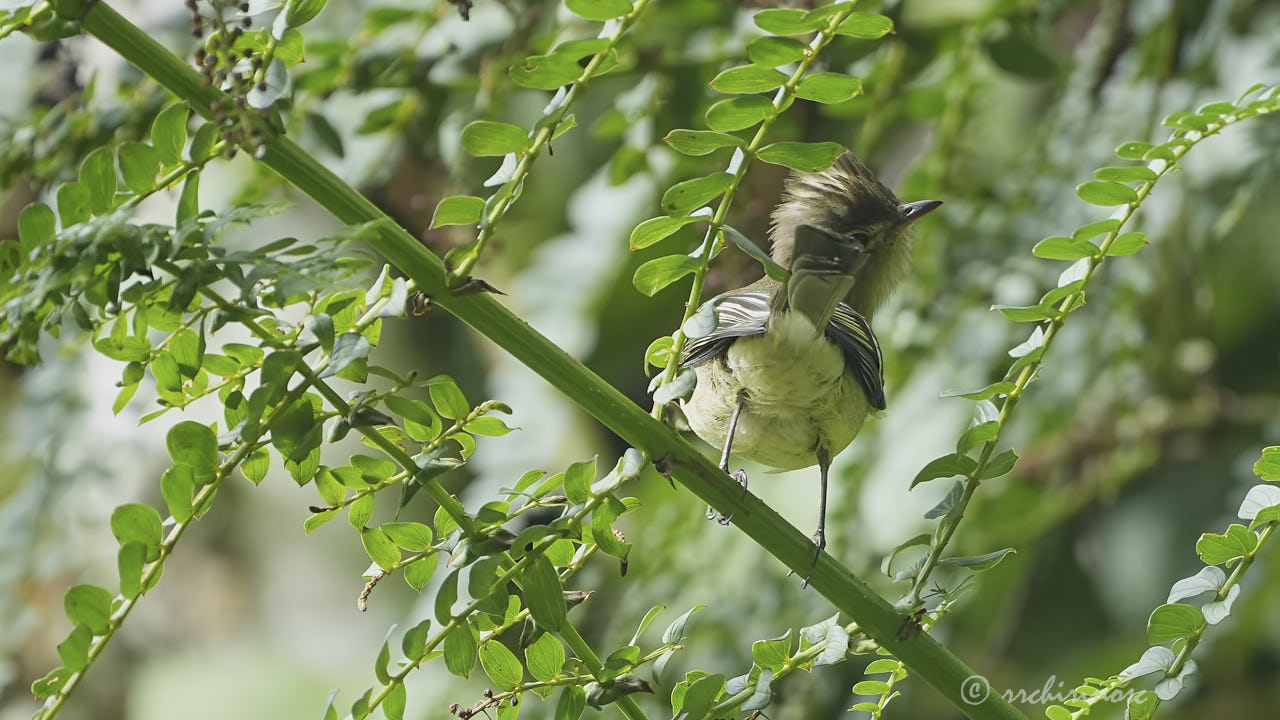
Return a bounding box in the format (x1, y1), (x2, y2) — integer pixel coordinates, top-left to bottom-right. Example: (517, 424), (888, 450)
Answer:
(769, 153), (940, 316)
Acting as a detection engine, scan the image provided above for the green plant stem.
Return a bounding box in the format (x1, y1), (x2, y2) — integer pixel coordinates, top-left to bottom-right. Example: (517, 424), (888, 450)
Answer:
(450, 0), (652, 284)
(650, 6), (857, 420)
(903, 102), (1278, 610)
(79, 5), (1028, 717)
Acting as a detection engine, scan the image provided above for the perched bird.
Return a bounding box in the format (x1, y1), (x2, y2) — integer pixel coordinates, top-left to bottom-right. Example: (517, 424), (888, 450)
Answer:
(678, 153), (940, 562)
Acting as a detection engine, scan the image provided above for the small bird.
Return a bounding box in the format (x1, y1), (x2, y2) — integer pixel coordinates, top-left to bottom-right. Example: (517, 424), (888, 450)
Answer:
(678, 153), (940, 562)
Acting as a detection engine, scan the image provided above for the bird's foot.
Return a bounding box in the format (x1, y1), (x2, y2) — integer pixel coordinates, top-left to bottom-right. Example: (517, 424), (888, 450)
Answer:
(706, 469), (748, 525)
(791, 530), (826, 589)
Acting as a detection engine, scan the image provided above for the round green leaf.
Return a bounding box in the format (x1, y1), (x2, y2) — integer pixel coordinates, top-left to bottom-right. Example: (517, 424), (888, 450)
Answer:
(117, 141), (160, 194)
(663, 129), (744, 156)
(632, 255), (700, 296)
(753, 8), (824, 35)
(461, 121), (530, 157)
(835, 12), (894, 39)
(795, 72), (863, 103)
(64, 585), (113, 635)
(710, 64), (787, 94)
(17, 202), (56, 253)
(660, 173), (734, 215)
(110, 503), (163, 548)
(427, 376), (469, 419)
(79, 146), (117, 214)
(431, 195), (485, 228)
(1076, 181), (1138, 206)
(479, 639), (524, 691)
(1032, 235), (1099, 260)
(747, 36), (808, 67)
(756, 141), (845, 172)
(629, 215), (700, 250)
(1147, 603), (1206, 644)
(1105, 232), (1148, 256)
(443, 623), (478, 678)
(151, 104), (189, 165)
(704, 96), (774, 132)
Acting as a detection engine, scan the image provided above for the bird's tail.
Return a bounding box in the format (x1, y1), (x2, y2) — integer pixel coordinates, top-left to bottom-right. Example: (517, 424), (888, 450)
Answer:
(773, 225), (866, 329)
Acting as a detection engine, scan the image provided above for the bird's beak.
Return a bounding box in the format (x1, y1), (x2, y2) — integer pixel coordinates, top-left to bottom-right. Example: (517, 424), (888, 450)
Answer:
(898, 199), (943, 226)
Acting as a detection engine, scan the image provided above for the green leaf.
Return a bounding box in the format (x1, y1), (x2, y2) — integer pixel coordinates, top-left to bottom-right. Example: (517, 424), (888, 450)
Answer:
(704, 96), (773, 132)
(381, 522), (433, 551)
(177, 172), (200, 224)
(151, 104), (189, 165)
(1196, 524), (1257, 565)
(756, 141), (845, 172)
(1115, 141), (1154, 160)
(461, 121), (530, 157)
(911, 453), (976, 488)
(479, 639), (524, 691)
(1076, 181), (1137, 206)
(361, 527), (400, 570)
(555, 686), (587, 720)
(565, 0), (632, 21)
(348, 493), (375, 529)
(282, 0), (327, 25)
(117, 141), (160, 194)
(110, 503), (163, 549)
(427, 376), (469, 419)
(117, 543), (147, 600)
(160, 467), (194, 523)
(564, 457), (596, 504)
(1147, 603), (1206, 644)
(64, 585), (113, 635)
(1073, 219), (1121, 241)
(663, 129), (744, 156)
(661, 173), (734, 215)
(629, 215), (701, 250)
(1094, 165), (1157, 183)
(167, 421), (218, 485)
(721, 225), (789, 282)
(753, 8), (824, 35)
(464, 416), (514, 437)
(80, 146), (117, 214)
(991, 304), (1058, 322)
(751, 631), (791, 671)
(958, 420), (1000, 454)
(747, 36), (808, 67)
(431, 195), (485, 228)
(632, 255), (701, 296)
(57, 624), (93, 671)
(794, 73), (862, 104)
(404, 552), (438, 591)
(443, 623), (478, 678)
(321, 332), (372, 379)
(836, 13), (894, 38)
(56, 182), (91, 227)
(679, 673), (725, 719)
(17, 202), (56, 253)
(1106, 232), (1148, 256)
(523, 555), (567, 630)
(853, 679), (890, 695)
(526, 632), (566, 682)
(1032, 235), (1098, 260)
(510, 52), (582, 90)
(710, 64), (787, 94)
(939, 548), (1016, 571)
(1256, 447), (1280, 481)
(978, 449), (1019, 480)
(880, 533), (929, 577)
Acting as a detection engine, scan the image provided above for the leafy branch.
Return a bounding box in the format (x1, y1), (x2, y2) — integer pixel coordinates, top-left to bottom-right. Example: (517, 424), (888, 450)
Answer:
(434, 0), (654, 286)
(901, 85), (1280, 610)
(1047, 446), (1280, 720)
(71, 3), (1034, 718)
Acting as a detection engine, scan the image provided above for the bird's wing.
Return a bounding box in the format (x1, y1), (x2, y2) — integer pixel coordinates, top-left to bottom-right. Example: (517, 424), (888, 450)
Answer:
(680, 292), (770, 368)
(826, 303), (886, 410)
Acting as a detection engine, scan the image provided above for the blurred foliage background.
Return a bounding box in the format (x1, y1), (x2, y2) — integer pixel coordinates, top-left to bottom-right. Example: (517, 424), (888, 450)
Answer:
(2, 0), (1279, 719)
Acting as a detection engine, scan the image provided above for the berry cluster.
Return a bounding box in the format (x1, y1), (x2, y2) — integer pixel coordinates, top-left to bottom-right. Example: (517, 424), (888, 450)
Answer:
(185, 0), (269, 158)
(449, 688), (519, 719)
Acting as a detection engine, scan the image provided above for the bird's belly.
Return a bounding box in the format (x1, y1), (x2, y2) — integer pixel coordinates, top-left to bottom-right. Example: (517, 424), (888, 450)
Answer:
(683, 317), (871, 470)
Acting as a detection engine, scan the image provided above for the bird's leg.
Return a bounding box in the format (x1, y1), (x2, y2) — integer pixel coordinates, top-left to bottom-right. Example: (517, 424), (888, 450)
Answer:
(799, 446), (832, 589)
(707, 390), (749, 525)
